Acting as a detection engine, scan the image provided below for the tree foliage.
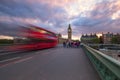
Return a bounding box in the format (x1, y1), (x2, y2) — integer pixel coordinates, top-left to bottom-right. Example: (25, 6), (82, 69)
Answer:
(111, 36), (119, 44)
(0, 39), (13, 44)
(92, 38), (100, 43)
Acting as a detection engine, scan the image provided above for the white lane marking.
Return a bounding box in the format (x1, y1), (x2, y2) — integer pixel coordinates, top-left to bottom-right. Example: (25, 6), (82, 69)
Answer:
(0, 48), (57, 68)
(0, 57), (20, 63)
(0, 56), (33, 68)
(0, 57), (21, 68)
(13, 56), (33, 64)
(0, 51), (21, 56)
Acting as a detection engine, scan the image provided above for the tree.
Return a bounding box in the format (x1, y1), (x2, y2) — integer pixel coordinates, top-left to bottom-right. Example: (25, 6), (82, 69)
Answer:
(111, 36), (120, 44)
(92, 38), (100, 43)
(0, 39), (13, 45)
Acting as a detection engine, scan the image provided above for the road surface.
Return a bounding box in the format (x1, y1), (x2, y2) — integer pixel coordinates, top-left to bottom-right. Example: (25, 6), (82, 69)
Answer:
(0, 46), (101, 80)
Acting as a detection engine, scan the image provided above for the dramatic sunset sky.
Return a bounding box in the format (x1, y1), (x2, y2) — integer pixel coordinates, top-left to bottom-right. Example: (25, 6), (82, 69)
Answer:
(0, 0), (120, 40)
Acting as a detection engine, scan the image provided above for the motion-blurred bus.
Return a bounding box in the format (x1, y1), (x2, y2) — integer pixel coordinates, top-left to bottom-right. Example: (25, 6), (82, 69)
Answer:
(0, 24), (58, 52)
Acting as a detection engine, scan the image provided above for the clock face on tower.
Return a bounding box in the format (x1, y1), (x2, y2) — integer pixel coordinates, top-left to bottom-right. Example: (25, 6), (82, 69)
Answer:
(68, 29), (71, 32)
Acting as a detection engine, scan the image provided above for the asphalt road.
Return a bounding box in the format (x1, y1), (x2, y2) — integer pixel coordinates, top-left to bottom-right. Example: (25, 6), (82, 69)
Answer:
(0, 47), (101, 80)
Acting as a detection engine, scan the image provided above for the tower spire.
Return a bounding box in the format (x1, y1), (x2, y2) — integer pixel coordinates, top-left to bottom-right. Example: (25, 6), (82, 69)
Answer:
(68, 24), (71, 29)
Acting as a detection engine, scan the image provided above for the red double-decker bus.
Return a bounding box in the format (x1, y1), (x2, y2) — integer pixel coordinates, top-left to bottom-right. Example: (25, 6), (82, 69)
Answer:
(0, 24), (58, 52)
(21, 25), (58, 50)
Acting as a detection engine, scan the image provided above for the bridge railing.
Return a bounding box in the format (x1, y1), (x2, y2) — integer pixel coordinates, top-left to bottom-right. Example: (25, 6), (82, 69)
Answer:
(82, 44), (120, 80)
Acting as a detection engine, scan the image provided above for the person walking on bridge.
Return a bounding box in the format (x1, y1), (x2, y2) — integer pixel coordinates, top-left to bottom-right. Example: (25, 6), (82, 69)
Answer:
(63, 41), (66, 48)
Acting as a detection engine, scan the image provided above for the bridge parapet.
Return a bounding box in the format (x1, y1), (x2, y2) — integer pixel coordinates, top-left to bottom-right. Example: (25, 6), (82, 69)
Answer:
(82, 44), (120, 80)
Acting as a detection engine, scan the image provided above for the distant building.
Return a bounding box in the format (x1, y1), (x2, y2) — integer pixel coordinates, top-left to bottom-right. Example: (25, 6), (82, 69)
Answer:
(57, 33), (67, 44)
(98, 32), (120, 44)
(81, 32), (120, 44)
(103, 32), (113, 44)
(81, 33), (98, 44)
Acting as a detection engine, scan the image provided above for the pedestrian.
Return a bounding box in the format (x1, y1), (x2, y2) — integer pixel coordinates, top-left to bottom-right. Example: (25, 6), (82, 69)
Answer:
(66, 41), (68, 48)
(63, 41), (66, 48)
(71, 41), (73, 47)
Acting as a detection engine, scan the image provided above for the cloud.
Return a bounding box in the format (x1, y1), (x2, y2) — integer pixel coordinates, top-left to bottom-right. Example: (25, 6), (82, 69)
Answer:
(91, 0), (120, 19)
(0, 22), (23, 37)
(0, 0), (67, 27)
(0, 0), (120, 39)
(71, 0), (120, 34)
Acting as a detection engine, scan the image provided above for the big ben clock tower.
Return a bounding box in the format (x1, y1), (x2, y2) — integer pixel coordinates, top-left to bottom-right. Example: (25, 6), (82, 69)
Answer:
(68, 24), (72, 40)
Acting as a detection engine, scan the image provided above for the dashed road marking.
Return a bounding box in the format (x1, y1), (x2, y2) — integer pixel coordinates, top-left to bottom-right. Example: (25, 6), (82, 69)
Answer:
(0, 56), (33, 68)
(0, 57), (20, 63)
(13, 57), (33, 64)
